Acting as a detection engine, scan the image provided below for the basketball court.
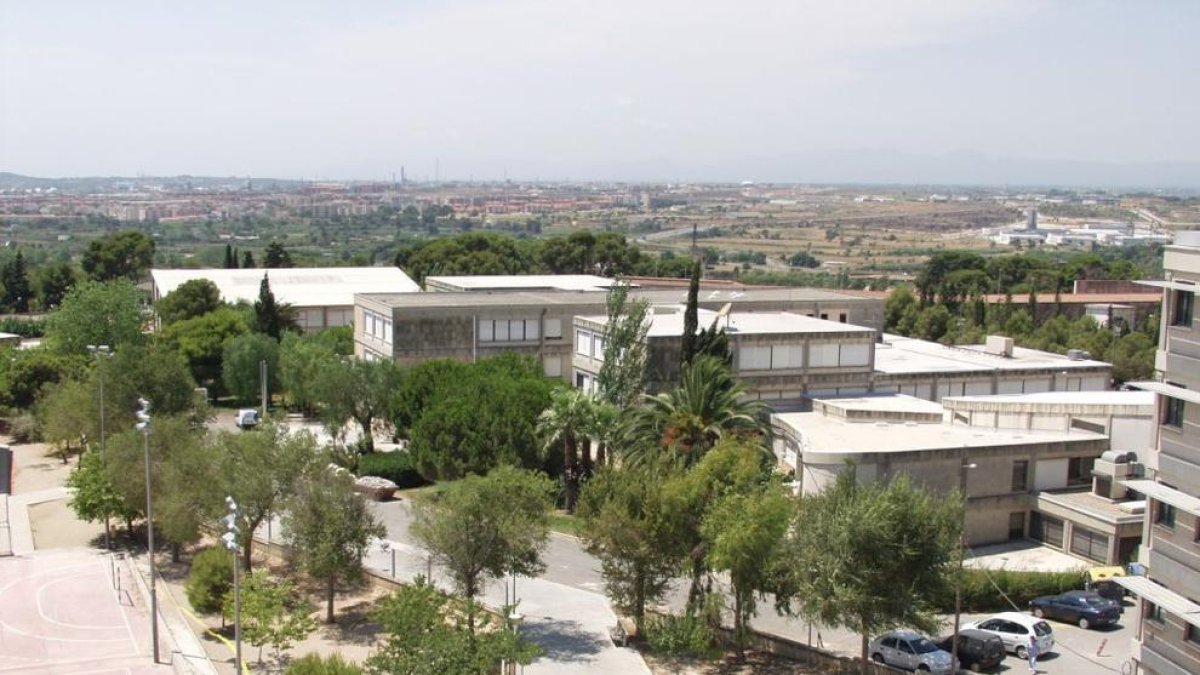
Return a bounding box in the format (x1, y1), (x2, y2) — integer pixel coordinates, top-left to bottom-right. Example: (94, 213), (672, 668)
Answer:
(0, 549), (172, 674)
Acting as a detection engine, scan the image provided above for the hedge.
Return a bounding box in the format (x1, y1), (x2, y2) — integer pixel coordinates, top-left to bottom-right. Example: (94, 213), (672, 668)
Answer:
(357, 451), (428, 489)
(936, 568), (1083, 613)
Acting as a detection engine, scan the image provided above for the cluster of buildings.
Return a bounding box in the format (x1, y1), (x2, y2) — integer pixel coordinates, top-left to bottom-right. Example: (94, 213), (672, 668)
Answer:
(990, 208), (1173, 248)
(148, 230), (1200, 675)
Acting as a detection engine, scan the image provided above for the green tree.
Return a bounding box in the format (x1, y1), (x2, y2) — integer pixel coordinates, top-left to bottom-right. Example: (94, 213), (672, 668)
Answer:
(316, 357), (402, 452)
(0, 347), (85, 409)
(577, 463), (680, 626)
(97, 343), (200, 429)
(1, 251), (32, 313)
(217, 425), (319, 571)
(156, 279), (222, 325)
(37, 379), (96, 462)
(282, 468), (386, 623)
(222, 332), (280, 405)
(410, 466), (555, 631)
(224, 244), (236, 269)
(186, 546), (234, 614)
(780, 470), (960, 673)
(81, 230), (156, 282)
(253, 273), (293, 339)
(701, 483), (791, 661)
(223, 571), (317, 664)
(596, 283), (650, 411)
(157, 305), (249, 394)
(242, 250), (256, 269)
(35, 262), (77, 310)
(45, 280), (145, 355)
(366, 582), (540, 675)
(279, 332), (338, 415)
(67, 448), (136, 532)
(104, 417), (205, 538)
(264, 241), (294, 269)
(621, 356), (770, 468)
(536, 388), (593, 513)
(884, 286), (917, 333)
(680, 260), (701, 368)
(287, 653), (363, 675)
(1109, 332), (1155, 384)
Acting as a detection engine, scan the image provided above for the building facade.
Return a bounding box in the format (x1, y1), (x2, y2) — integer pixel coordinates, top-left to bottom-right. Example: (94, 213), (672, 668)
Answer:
(1120, 231), (1200, 675)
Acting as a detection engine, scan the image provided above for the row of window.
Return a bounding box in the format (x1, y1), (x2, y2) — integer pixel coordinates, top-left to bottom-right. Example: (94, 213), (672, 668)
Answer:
(480, 318), (563, 343)
(363, 310), (392, 344)
(738, 342), (871, 371)
(1144, 586), (1200, 646)
(1152, 497), (1200, 543)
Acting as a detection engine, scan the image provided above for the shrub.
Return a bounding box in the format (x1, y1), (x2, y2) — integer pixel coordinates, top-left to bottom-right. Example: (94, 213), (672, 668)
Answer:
(0, 317), (46, 338)
(285, 653), (363, 675)
(186, 547), (234, 614)
(644, 613), (716, 657)
(9, 413), (41, 443)
(937, 568), (1082, 613)
(357, 451), (428, 489)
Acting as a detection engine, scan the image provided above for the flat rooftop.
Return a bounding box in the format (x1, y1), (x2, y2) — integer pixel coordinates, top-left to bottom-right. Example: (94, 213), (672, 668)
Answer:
(944, 390), (1154, 407)
(1038, 490), (1145, 525)
(581, 308), (876, 338)
(774, 401), (1105, 455)
(426, 274), (618, 291)
(874, 334), (1110, 375)
(152, 267), (420, 307)
(358, 286), (874, 309)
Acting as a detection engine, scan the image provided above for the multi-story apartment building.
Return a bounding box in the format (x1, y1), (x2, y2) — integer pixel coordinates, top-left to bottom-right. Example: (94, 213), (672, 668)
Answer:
(1118, 231), (1200, 675)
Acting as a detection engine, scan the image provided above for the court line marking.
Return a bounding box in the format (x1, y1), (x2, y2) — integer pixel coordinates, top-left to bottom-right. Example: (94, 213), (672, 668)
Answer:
(36, 574), (126, 631)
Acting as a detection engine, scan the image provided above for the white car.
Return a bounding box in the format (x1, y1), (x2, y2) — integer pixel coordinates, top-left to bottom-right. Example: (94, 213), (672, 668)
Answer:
(963, 611), (1054, 659)
(235, 409), (260, 429)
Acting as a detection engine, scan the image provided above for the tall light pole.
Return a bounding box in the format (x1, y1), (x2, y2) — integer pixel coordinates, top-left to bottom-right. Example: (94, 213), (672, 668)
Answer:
(222, 497), (243, 673)
(136, 397), (159, 664)
(87, 344), (112, 550)
(952, 451), (977, 673)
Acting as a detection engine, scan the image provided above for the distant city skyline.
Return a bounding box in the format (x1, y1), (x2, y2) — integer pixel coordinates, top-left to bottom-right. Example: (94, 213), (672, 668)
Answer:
(2, 1), (1198, 187)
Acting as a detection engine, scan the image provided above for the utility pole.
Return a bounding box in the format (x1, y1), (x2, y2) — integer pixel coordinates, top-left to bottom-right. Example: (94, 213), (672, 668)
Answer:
(88, 344), (113, 550)
(223, 498), (242, 673)
(952, 448), (977, 673)
(259, 359), (267, 419)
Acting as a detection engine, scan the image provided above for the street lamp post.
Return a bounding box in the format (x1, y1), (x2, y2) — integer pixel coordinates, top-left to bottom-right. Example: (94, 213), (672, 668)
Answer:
(952, 451), (978, 673)
(87, 344), (112, 550)
(136, 397), (159, 664)
(222, 497), (243, 673)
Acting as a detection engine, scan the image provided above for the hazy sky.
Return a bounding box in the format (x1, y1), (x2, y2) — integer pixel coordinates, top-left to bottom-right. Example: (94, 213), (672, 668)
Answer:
(2, 1), (1198, 183)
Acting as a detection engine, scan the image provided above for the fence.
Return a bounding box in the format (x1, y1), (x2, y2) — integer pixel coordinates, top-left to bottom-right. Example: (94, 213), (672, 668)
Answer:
(710, 625), (899, 675)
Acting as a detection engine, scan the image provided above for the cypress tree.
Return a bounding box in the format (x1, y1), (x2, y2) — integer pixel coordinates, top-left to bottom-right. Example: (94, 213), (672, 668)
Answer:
(254, 273), (283, 339)
(2, 251), (31, 313)
(223, 244), (235, 269)
(242, 250), (255, 269)
(680, 259), (701, 370)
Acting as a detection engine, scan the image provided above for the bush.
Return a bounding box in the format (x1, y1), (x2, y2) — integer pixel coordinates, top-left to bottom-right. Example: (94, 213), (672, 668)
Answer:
(0, 317), (46, 338)
(357, 451), (428, 489)
(9, 413), (41, 443)
(285, 653), (363, 675)
(186, 547), (234, 614)
(644, 613), (716, 657)
(937, 568), (1082, 613)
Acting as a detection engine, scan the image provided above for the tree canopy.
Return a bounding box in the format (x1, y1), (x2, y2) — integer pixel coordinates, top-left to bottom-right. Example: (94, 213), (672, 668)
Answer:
(81, 230), (156, 282)
(156, 279), (223, 325)
(45, 280), (145, 355)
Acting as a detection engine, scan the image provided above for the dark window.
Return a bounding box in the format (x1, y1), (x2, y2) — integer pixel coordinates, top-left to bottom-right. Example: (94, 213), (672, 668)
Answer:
(838, 313), (848, 323)
(1070, 525), (1110, 562)
(1068, 457), (1095, 486)
(1188, 624), (1200, 645)
(898, 640), (914, 654)
(881, 637), (897, 649)
(820, 313), (829, 320)
(1008, 512), (1026, 540)
(1157, 500), (1177, 529)
(1173, 290), (1194, 327)
(1012, 460), (1029, 492)
(1147, 602), (1164, 623)
(1032, 513), (1065, 548)
(1195, 517), (1200, 543)
(1164, 397), (1185, 428)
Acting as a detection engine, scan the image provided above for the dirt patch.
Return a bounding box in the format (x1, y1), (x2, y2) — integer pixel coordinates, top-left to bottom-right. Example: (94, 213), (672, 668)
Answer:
(28, 499), (103, 549)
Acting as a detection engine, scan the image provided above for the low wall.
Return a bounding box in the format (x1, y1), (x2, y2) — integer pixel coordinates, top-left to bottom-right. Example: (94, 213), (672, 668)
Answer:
(711, 625), (898, 675)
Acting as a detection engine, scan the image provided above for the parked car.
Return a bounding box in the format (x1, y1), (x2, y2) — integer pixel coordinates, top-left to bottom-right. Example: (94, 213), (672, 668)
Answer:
(937, 629), (1006, 672)
(868, 630), (955, 674)
(962, 612), (1054, 659)
(1030, 590), (1121, 629)
(235, 408), (260, 429)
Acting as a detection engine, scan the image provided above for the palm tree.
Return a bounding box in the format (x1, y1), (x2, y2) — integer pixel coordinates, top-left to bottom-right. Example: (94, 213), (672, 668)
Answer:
(586, 399), (619, 468)
(537, 388), (593, 513)
(620, 356), (771, 468)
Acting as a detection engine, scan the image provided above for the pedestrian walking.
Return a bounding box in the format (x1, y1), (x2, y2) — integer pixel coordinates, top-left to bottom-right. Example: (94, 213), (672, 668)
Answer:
(1027, 634), (1040, 674)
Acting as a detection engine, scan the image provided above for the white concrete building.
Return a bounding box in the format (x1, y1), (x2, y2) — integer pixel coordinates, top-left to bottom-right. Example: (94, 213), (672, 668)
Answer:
(151, 267), (420, 332)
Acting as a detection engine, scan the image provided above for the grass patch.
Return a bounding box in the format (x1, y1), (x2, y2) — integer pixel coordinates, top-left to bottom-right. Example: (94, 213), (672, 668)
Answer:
(548, 511), (584, 537)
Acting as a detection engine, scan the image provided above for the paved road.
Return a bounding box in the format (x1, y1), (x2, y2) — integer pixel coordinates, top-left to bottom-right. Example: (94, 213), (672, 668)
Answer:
(359, 498), (1133, 675)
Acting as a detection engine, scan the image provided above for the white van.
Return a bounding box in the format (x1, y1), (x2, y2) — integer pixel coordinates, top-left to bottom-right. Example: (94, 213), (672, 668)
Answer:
(235, 409), (260, 430)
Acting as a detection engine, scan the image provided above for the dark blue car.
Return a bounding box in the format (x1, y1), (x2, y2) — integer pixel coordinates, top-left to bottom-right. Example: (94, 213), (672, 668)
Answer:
(1029, 590), (1121, 629)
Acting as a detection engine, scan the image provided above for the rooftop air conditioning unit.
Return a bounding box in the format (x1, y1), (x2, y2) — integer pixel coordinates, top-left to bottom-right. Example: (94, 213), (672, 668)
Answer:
(985, 335), (1014, 358)
(1067, 349), (1093, 361)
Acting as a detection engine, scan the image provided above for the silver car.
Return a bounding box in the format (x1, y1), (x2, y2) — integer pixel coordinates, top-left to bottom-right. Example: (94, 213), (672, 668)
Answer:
(963, 611), (1055, 659)
(868, 630), (955, 674)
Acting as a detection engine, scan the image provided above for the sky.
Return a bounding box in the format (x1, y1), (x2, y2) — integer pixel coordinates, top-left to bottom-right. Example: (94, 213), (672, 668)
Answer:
(2, 1), (1199, 185)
